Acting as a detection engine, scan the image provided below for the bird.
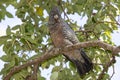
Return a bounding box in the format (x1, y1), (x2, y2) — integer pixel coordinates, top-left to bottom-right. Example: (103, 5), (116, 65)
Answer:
(48, 6), (93, 76)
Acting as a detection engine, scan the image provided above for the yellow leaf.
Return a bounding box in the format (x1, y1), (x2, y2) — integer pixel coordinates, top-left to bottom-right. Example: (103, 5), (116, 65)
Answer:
(35, 7), (43, 16)
(105, 31), (111, 38)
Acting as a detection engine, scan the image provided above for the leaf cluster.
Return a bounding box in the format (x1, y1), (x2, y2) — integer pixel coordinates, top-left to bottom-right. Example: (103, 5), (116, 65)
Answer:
(0, 0), (120, 80)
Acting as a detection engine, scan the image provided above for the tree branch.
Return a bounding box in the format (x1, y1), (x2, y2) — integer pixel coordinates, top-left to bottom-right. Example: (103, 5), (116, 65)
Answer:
(63, 40), (120, 54)
(3, 48), (60, 80)
(3, 40), (120, 80)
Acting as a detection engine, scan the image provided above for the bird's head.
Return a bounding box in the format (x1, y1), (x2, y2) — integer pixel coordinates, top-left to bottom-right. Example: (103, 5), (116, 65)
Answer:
(49, 6), (61, 23)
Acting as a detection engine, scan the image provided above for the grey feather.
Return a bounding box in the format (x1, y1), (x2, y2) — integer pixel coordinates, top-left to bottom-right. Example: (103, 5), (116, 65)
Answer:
(48, 6), (93, 76)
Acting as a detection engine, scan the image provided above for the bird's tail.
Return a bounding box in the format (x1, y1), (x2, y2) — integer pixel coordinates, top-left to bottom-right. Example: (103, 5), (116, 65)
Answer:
(74, 50), (93, 75)
(64, 50), (93, 76)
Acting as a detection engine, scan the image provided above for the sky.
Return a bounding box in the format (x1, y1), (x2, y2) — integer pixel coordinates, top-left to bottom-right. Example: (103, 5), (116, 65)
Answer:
(0, 5), (120, 80)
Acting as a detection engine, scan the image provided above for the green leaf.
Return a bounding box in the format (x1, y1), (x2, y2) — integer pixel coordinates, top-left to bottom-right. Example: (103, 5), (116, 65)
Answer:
(50, 72), (58, 80)
(37, 73), (46, 80)
(52, 66), (62, 72)
(6, 11), (13, 18)
(20, 23), (25, 34)
(41, 61), (48, 69)
(12, 71), (26, 80)
(38, 76), (45, 80)
(95, 65), (101, 73)
(9, 60), (15, 68)
(6, 26), (11, 35)
(12, 25), (20, 30)
(76, 0), (87, 5)
(0, 36), (8, 46)
(0, 64), (9, 75)
(23, 36), (37, 44)
(0, 55), (11, 62)
(37, 70), (45, 80)
(27, 66), (32, 72)
(103, 73), (110, 79)
(69, 61), (76, 71)
(0, 60), (15, 75)
(58, 68), (74, 80)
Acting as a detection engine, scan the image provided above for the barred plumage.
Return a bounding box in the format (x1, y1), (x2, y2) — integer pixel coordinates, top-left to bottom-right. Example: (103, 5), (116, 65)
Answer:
(48, 6), (93, 76)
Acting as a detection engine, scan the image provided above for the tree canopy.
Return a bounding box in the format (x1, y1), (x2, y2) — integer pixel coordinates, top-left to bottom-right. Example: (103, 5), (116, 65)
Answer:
(0, 0), (120, 80)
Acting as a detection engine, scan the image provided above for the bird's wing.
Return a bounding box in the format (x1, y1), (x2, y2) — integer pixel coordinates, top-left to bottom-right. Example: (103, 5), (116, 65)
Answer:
(62, 20), (80, 44)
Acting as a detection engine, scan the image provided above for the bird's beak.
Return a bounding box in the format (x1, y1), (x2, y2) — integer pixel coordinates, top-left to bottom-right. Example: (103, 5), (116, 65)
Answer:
(54, 14), (59, 20)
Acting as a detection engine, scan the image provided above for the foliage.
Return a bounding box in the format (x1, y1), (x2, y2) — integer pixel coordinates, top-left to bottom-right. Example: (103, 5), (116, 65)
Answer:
(0, 0), (120, 80)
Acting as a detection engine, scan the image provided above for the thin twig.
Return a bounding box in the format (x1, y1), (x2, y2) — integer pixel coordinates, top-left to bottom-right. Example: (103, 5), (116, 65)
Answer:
(25, 40), (32, 50)
(92, 31), (100, 40)
(75, 30), (92, 33)
(59, 2), (73, 24)
(108, 14), (120, 26)
(110, 65), (115, 79)
(57, 0), (61, 5)
(61, 5), (70, 21)
(27, 0), (34, 5)
(93, 63), (103, 65)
